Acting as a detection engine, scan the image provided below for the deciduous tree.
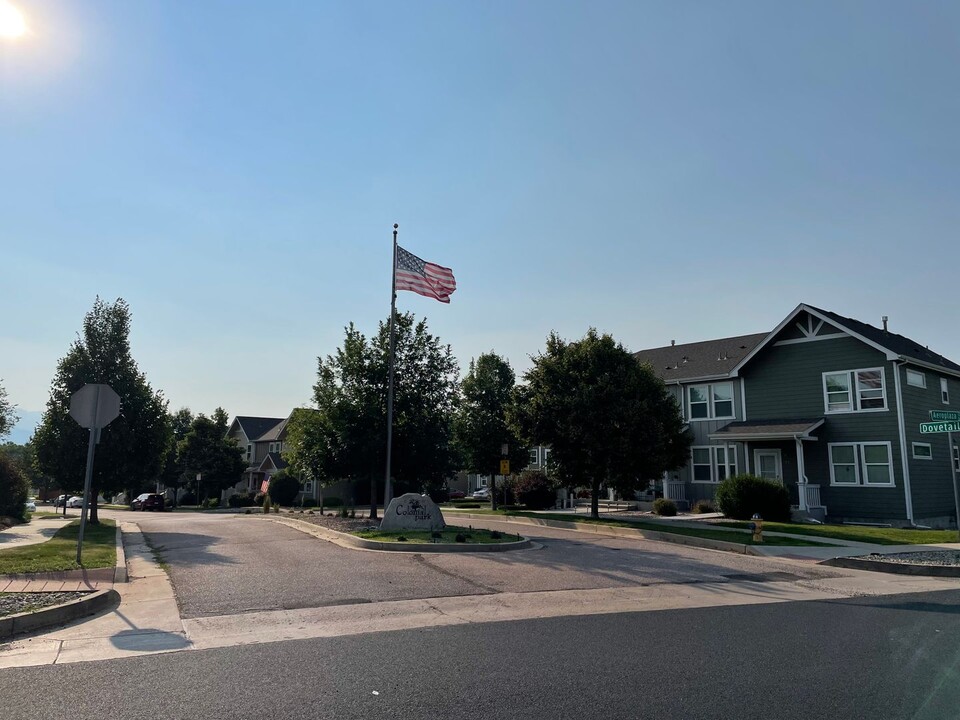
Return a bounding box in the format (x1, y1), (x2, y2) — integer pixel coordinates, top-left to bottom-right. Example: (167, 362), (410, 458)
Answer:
(32, 298), (171, 523)
(513, 329), (691, 518)
(178, 408), (246, 501)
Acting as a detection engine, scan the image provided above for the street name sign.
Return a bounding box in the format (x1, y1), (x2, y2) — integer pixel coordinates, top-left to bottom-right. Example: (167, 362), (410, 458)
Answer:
(920, 421), (960, 434)
(930, 410), (960, 422)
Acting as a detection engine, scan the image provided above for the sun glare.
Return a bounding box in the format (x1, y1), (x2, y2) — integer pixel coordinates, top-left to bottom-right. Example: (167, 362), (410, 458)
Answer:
(0, 1), (27, 39)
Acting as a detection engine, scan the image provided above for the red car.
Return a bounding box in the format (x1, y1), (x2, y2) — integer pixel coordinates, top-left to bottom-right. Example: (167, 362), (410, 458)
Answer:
(131, 493), (165, 511)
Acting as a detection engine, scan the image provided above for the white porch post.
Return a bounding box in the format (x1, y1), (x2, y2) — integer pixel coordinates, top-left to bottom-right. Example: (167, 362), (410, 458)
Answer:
(796, 437), (807, 511)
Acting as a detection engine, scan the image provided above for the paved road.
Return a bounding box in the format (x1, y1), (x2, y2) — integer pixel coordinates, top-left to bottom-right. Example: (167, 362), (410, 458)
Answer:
(128, 511), (842, 618)
(2, 589), (959, 719)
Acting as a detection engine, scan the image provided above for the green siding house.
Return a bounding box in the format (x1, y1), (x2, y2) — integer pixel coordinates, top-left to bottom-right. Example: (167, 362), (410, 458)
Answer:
(635, 304), (960, 527)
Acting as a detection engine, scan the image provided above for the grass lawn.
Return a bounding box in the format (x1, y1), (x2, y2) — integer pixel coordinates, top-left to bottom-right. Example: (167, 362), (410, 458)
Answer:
(353, 526), (523, 544)
(441, 508), (829, 546)
(716, 520), (960, 546)
(0, 519), (117, 574)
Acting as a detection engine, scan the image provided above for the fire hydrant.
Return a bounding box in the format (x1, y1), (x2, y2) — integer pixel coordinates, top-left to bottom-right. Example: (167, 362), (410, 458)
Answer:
(749, 513), (763, 543)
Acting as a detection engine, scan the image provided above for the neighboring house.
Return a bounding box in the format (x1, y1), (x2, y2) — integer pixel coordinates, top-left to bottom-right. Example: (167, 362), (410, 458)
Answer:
(225, 414), (319, 503)
(635, 303), (960, 528)
(464, 445), (552, 493)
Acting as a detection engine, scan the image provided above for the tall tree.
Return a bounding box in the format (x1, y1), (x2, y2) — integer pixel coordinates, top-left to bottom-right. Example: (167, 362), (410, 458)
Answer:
(160, 407), (195, 503)
(513, 329), (691, 518)
(178, 408), (246, 501)
(287, 312), (459, 519)
(453, 353), (529, 510)
(32, 298), (171, 523)
(0, 380), (17, 440)
(0, 441), (47, 497)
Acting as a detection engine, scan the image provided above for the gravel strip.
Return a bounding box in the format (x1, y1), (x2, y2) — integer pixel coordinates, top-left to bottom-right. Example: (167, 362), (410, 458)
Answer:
(0, 591), (89, 617)
(855, 550), (960, 566)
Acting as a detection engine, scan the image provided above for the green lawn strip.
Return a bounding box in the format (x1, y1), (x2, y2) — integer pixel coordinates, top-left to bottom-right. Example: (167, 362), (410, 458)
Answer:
(31, 511), (67, 519)
(716, 520), (958, 546)
(353, 526), (520, 544)
(0, 519), (117, 575)
(442, 509), (827, 546)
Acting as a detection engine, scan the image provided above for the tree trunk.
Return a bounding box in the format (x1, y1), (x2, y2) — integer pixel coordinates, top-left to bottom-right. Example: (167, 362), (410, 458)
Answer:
(89, 482), (99, 524)
(369, 475), (378, 520)
(590, 479), (600, 519)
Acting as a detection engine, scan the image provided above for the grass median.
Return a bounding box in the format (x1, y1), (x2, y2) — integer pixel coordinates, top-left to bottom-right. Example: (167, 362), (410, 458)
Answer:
(0, 519), (117, 574)
(716, 520), (959, 546)
(353, 526), (522, 544)
(442, 508), (830, 547)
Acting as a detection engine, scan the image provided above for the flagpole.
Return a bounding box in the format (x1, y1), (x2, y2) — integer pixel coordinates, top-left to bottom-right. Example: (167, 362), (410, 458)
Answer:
(383, 223), (398, 514)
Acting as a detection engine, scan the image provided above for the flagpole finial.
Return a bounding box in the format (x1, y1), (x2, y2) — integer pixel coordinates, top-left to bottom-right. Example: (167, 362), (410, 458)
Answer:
(393, 223), (398, 229)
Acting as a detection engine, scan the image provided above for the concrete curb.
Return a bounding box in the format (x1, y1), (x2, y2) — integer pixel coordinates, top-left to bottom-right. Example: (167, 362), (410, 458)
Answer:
(821, 556), (960, 577)
(0, 588), (120, 641)
(269, 516), (534, 553)
(443, 511), (762, 556)
(113, 524), (127, 584)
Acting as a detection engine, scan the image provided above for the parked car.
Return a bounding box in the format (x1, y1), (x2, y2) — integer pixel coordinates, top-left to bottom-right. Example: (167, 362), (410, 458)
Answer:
(471, 488), (491, 499)
(448, 490), (466, 499)
(131, 493), (165, 511)
(24, 500), (36, 512)
(67, 496), (83, 508)
(52, 494), (67, 508)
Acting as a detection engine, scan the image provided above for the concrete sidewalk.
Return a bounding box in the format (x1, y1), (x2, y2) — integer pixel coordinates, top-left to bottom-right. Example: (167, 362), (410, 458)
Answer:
(0, 516), (73, 550)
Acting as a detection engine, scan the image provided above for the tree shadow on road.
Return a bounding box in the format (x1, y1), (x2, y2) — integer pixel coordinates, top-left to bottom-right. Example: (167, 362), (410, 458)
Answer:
(139, 531), (239, 568)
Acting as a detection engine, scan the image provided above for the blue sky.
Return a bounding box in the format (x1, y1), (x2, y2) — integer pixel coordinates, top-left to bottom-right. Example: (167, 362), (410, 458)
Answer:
(2, 0), (958, 442)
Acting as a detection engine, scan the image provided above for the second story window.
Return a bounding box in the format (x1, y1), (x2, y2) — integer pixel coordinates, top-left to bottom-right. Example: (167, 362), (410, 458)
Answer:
(822, 368), (887, 413)
(942, 378), (950, 405)
(688, 382), (735, 420)
(528, 448), (539, 466)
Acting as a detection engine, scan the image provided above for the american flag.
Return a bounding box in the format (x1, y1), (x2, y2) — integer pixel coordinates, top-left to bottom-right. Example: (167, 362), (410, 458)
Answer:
(395, 245), (457, 303)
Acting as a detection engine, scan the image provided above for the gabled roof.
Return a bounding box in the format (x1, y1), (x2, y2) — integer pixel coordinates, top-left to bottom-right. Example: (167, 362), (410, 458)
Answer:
(731, 304), (960, 378)
(635, 333), (768, 383)
(232, 416), (285, 443)
(258, 452), (288, 473)
(257, 418), (288, 442)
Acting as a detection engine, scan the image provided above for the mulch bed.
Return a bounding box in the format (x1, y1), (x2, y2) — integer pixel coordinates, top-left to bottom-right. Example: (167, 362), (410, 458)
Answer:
(272, 511), (378, 533)
(0, 591), (89, 617)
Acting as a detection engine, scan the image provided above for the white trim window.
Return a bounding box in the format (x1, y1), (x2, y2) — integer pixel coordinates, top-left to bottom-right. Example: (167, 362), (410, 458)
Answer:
(822, 368), (887, 413)
(829, 442), (895, 487)
(906, 369), (926, 388)
(911, 443), (932, 460)
(246, 444), (252, 462)
(942, 378), (950, 405)
(529, 448), (540, 467)
(691, 445), (738, 483)
(303, 480), (313, 493)
(688, 382), (735, 421)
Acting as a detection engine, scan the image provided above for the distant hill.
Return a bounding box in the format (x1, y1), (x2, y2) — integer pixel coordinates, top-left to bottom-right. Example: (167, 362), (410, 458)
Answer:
(7, 410), (43, 444)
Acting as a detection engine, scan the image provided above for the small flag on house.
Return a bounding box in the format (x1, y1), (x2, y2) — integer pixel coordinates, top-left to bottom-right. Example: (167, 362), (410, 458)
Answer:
(395, 245), (457, 303)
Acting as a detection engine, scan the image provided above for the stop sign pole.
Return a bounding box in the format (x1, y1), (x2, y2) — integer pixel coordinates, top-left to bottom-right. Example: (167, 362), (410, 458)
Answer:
(69, 384), (121, 564)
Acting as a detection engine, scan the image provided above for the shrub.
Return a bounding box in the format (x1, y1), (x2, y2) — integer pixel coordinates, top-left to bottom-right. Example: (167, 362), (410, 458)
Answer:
(0, 455), (29, 522)
(397, 536), (407, 542)
(253, 492), (266, 507)
(428, 486), (450, 504)
(227, 494), (241, 508)
(267, 470), (300, 507)
(715, 473), (791, 522)
(490, 530), (502, 539)
(513, 470), (556, 510)
(204, 497), (220, 509)
(339, 507), (349, 518)
(653, 498), (677, 516)
(455, 533), (466, 543)
(349, 509), (355, 519)
(179, 491), (197, 506)
(263, 495), (272, 513)
(244, 508), (252, 515)
(692, 499), (716, 514)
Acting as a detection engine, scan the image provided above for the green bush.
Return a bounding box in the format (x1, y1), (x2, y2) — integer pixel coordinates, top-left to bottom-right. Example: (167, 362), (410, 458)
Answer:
(179, 491), (197, 506)
(715, 473), (791, 522)
(267, 470), (300, 507)
(692, 499), (716, 514)
(203, 497), (220, 509)
(0, 455), (29, 522)
(653, 498), (677, 516)
(253, 492), (266, 507)
(513, 470), (556, 510)
(228, 493), (256, 508)
(263, 495), (272, 513)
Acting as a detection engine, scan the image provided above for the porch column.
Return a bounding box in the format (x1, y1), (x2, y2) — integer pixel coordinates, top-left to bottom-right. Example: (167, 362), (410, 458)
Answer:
(795, 437), (807, 511)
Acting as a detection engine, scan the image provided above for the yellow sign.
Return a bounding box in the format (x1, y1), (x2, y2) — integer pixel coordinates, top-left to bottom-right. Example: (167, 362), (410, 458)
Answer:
(500, 459), (510, 475)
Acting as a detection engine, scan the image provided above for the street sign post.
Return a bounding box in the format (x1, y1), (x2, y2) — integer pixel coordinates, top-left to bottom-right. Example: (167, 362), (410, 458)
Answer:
(69, 384), (121, 564)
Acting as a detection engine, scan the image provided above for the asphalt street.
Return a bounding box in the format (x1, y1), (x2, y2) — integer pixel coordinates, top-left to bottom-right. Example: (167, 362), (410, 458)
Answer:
(131, 512), (843, 618)
(2, 589), (959, 720)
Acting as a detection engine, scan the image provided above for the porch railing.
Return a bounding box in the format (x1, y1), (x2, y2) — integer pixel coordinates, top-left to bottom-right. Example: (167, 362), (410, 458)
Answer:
(802, 484), (823, 509)
(665, 481), (687, 503)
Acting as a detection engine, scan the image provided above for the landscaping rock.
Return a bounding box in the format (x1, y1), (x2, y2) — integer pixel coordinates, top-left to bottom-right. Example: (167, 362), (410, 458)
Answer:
(0, 591), (89, 617)
(379, 493), (446, 532)
(860, 550), (960, 566)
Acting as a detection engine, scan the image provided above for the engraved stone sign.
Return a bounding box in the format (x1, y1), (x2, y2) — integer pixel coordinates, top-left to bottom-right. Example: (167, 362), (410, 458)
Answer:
(379, 493), (446, 532)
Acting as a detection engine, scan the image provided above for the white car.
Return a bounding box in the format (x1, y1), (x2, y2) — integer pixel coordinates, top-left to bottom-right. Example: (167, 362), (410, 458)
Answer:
(471, 487), (491, 499)
(67, 496), (84, 508)
(25, 500), (36, 512)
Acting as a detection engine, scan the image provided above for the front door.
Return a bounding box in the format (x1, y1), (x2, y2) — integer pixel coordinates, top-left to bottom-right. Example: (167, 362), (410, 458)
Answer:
(753, 449), (782, 482)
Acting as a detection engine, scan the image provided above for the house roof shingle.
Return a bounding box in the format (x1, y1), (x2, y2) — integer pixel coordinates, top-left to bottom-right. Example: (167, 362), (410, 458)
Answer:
(634, 332), (768, 382)
(235, 416), (285, 442)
